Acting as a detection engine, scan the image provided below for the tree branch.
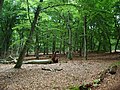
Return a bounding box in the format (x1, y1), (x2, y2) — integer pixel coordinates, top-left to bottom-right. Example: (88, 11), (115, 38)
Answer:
(42, 3), (80, 11)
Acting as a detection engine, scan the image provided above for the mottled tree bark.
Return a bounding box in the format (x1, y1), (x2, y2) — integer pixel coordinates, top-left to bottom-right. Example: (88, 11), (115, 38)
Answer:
(14, 4), (41, 68)
(0, 16), (16, 58)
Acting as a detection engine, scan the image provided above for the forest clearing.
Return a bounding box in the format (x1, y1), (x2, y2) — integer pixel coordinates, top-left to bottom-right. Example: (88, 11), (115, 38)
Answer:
(0, 0), (120, 90)
(0, 52), (120, 90)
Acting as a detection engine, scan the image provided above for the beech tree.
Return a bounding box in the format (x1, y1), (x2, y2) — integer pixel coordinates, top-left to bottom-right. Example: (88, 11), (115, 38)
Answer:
(0, 0), (120, 67)
(14, 0), (43, 68)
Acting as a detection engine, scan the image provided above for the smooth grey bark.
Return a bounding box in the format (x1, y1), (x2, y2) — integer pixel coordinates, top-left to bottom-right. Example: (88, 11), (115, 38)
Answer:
(107, 37), (112, 53)
(83, 15), (87, 60)
(43, 42), (46, 55)
(59, 34), (62, 54)
(106, 33), (112, 53)
(63, 32), (66, 55)
(35, 32), (39, 59)
(115, 36), (120, 52)
(114, 16), (120, 52)
(52, 35), (56, 54)
(67, 11), (72, 60)
(46, 35), (49, 55)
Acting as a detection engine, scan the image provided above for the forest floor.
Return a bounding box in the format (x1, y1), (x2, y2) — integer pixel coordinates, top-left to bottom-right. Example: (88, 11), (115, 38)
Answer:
(0, 52), (120, 90)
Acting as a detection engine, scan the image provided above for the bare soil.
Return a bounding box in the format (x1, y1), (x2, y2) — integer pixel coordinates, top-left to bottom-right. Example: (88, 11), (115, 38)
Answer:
(0, 53), (120, 90)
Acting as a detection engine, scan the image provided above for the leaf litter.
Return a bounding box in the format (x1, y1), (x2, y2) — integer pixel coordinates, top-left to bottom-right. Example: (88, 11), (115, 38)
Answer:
(0, 53), (120, 90)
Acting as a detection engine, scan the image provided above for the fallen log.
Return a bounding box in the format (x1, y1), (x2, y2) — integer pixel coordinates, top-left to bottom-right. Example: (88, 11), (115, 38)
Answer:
(0, 56), (17, 64)
(23, 59), (52, 64)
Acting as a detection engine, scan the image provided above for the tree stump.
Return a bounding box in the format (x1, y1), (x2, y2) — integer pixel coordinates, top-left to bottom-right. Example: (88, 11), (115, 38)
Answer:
(52, 51), (59, 63)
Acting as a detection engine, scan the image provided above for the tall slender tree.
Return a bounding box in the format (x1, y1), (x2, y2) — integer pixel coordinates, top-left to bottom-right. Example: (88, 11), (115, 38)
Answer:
(83, 15), (87, 60)
(67, 11), (72, 60)
(14, 0), (43, 68)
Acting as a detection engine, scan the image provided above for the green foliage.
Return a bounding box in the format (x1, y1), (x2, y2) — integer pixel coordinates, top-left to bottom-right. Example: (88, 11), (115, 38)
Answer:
(0, 0), (120, 57)
(111, 61), (120, 67)
(93, 79), (100, 84)
(69, 86), (79, 90)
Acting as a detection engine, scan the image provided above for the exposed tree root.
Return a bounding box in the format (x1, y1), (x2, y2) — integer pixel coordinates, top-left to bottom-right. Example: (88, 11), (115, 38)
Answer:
(41, 67), (63, 72)
(79, 65), (117, 90)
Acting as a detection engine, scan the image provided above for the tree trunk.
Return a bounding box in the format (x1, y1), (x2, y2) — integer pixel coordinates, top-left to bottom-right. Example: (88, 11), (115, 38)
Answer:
(63, 32), (66, 55)
(26, 48), (29, 56)
(43, 42), (46, 55)
(59, 35), (62, 54)
(46, 35), (49, 55)
(0, 0), (4, 12)
(115, 36), (120, 52)
(114, 16), (120, 53)
(79, 37), (83, 56)
(74, 32), (78, 52)
(106, 34), (112, 53)
(35, 32), (39, 59)
(67, 11), (72, 60)
(0, 16), (16, 58)
(14, 5), (41, 68)
(19, 31), (24, 54)
(98, 41), (101, 52)
(52, 35), (56, 54)
(90, 31), (93, 51)
(83, 15), (87, 60)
